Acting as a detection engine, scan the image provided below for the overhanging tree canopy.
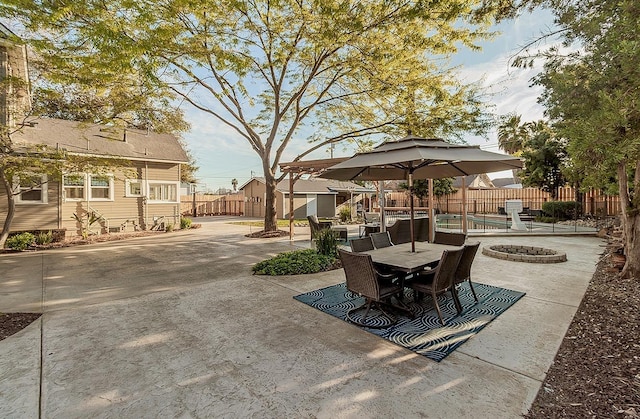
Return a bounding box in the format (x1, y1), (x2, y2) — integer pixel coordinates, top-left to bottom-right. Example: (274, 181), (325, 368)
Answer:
(2, 0), (519, 232)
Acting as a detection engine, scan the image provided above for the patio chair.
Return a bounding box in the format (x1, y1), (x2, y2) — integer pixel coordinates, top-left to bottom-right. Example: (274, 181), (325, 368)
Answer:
(370, 231), (393, 248)
(387, 219), (412, 244)
(338, 249), (405, 328)
(452, 242), (481, 309)
(350, 236), (374, 252)
(408, 248), (464, 325)
(307, 214), (347, 242)
(433, 231), (466, 246)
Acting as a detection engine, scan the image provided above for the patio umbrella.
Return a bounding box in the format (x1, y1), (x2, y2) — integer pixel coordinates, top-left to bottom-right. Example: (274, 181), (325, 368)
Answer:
(319, 135), (523, 252)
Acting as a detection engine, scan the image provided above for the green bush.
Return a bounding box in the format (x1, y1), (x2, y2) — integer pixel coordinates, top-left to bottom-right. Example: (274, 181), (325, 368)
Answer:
(35, 230), (53, 245)
(315, 228), (339, 257)
(165, 223), (174, 232)
(542, 201), (583, 221)
(339, 206), (351, 222)
(6, 232), (35, 251)
(252, 249), (336, 275)
(180, 217), (192, 229)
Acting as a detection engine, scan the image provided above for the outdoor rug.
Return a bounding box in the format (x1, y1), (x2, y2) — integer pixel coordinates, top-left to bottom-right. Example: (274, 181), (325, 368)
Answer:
(294, 282), (525, 362)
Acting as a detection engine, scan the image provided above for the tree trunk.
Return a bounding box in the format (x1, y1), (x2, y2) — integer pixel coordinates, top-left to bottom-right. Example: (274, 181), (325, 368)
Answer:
(621, 214), (640, 279)
(263, 171), (278, 232)
(617, 160), (639, 279)
(0, 169), (16, 248)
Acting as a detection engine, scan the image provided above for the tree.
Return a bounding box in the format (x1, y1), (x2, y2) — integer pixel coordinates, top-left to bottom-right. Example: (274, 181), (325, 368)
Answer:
(497, 113), (528, 155)
(519, 0), (640, 278)
(497, 115), (570, 197)
(519, 121), (567, 198)
(1, 0), (518, 233)
(231, 178), (238, 192)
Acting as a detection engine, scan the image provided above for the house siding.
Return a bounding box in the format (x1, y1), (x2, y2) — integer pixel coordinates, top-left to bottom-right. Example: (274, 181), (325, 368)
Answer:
(243, 179), (267, 218)
(60, 162), (181, 235)
(1, 160), (183, 237)
(0, 181), (60, 231)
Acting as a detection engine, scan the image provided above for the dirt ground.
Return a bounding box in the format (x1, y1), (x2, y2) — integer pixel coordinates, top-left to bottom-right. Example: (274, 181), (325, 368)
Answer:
(2, 232), (638, 417)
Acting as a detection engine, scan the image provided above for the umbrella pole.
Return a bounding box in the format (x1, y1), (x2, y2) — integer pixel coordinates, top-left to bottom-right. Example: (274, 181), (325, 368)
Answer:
(409, 173), (415, 253)
(379, 181), (386, 232)
(462, 176), (468, 235)
(428, 178), (434, 242)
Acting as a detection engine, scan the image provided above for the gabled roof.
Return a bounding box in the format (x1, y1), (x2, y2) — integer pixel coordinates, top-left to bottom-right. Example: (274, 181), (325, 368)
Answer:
(240, 177), (375, 194)
(11, 117), (189, 163)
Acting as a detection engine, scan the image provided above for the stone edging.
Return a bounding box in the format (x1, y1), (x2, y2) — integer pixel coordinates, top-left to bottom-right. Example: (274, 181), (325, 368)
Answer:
(482, 244), (567, 263)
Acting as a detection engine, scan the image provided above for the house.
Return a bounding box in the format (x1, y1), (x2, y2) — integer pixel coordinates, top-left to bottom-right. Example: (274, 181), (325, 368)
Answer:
(239, 177), (375, 219)
(0, 25), (189, 237)
(2, 118), (189, 236)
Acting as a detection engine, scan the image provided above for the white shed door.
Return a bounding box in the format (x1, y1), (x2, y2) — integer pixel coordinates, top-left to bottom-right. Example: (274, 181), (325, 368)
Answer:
(307, 194), (317, 216)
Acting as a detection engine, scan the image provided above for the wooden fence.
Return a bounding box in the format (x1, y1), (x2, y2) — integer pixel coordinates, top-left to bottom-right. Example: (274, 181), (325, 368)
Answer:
(180, 194), (244, 216)
(379, 186), (621, 217)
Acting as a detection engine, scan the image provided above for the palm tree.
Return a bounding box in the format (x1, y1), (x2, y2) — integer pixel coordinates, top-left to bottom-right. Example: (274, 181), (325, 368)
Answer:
(231, 178), (238, 192)
(497, 114), (527, 154)
(497, 114), (528, 182)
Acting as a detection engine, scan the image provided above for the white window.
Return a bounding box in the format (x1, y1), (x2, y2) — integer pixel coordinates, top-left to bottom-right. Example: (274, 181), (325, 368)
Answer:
(63, 174), (85, 200)
(148, 181), (179, 203)
(89, 175), (114, 201)
(15, 174), (48, 204)
(125, 179), (143, 197)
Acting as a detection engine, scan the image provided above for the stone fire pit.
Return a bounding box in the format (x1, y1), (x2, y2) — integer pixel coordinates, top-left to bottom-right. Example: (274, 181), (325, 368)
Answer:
(482, 244), (567, 263)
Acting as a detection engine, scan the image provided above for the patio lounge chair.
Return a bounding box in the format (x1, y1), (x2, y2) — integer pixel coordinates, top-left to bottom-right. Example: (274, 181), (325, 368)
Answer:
(387, 217), (430, 244)
(433, 231), (466, 246)
(408, 248), (464, 325)
(370, 231), (393, 248)
(307, 215), (347, 242)
(350, 236), (374, 252)
(452, 242), (481, 309)
(338, 249), (405, 328)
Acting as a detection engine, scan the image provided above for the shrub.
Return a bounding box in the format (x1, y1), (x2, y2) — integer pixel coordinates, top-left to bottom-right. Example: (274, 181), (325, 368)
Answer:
(6, 232), (35, 251)
(315, 228), (339, 257)
(35, 230), (53, 245)
(542, 201), (583, 221)
(180, 217), (192, 229)
(339, 206), (351, 222)
(252, 249), (336, 275)
(165, 223), (174, 232)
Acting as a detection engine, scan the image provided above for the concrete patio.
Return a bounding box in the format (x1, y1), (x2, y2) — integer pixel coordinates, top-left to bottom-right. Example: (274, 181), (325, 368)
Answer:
(0, 217), (604, 418)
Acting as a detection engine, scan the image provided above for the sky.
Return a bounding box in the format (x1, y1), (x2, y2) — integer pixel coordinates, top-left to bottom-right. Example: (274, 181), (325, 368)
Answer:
(182, 9), (559, 193)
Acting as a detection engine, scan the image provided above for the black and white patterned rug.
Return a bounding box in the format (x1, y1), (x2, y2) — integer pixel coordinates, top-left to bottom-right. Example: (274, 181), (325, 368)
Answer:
(294, 282), (525, 362)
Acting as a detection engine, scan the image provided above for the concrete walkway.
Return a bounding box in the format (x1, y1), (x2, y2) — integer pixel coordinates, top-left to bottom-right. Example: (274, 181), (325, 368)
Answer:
(0, 217), (604, 418)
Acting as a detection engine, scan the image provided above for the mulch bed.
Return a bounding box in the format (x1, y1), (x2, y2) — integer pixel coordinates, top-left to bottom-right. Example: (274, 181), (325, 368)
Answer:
(245, 229), (290, 238)
(526, 249), (640, 418)
(0, 312), (41, 341)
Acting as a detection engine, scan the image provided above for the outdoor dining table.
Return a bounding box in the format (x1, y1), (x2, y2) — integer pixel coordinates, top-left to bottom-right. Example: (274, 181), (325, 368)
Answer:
(360, 242), (462, 274)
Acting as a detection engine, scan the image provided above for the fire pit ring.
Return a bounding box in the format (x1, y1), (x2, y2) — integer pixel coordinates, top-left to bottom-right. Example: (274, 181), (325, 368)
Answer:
(482, 245), (567, 263)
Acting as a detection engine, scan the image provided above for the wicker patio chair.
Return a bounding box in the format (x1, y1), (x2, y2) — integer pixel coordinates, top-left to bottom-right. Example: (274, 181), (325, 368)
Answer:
(338, 249), (405, 328)
(307, 214), (347, 242)
(370, 231), (393, 248)
(452, 242), (481, 308)
(408, 248), (464, 325)
(433, 231), (467, 246)
(350, 236), (374, 252)
(387, 219), (412, 244)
